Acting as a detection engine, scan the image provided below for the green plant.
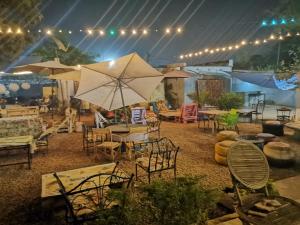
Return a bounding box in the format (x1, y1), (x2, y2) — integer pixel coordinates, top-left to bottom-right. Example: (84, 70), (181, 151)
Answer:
(89, 176), (220, 225)
(217, 93), (243, 110)
(217, 109), (239, 129)
(187, 91), (216, 107)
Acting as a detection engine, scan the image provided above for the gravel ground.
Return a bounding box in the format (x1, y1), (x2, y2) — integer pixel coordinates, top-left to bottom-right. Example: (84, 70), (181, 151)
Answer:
(0, 119), (299, 225)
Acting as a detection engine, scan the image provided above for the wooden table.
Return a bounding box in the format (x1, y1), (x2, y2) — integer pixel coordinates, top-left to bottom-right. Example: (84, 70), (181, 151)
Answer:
(285, 121), (300, 140)
(237, 108), (256, 123)
(41, 162), (128, 199)
(0, 135), (34, 169)
(159, 110), (181, 121)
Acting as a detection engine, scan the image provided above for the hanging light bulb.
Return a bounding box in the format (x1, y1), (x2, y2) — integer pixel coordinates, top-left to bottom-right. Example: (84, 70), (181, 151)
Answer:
(27, 30), (30, 33)
(199, 51), (203, 55)
(278, 35), (283, 40)
(235, 45), (240, 49)
(194, 52), (198, 56)
(59, 29), (62, 33)
(165, 28), (171, 34)
(269, 34), (275, 40)
(142, 29), (148, 35)
(228, 46), (233, 50)
(180, 55), (184, 59)
(210, 50), (214, 54)
(263, 39), (268, 43)
(222, 47), (226, 51)
(38, 29), (42, 33)
(16, 28), (22, 34)
(7, 27), (12, 33)
(120, 29), (126, 35)
(177, 27), (182, 33)
(68, 30), (72, 34)
(132, 29), (137, 35)
(87, 29), (93, 35)
(216, 48), (220, 52)
(254, 40), (260, 45)
(286, 32), (291, 37)
(204, 48), (209, 53)
(188, 53), (193, 57)
(296, 32), (300, 36)
(46, 29), (52, 35)
(241, 40), (247, 45)
(184, 54), (189, 58)
(99, 30), (105, 36)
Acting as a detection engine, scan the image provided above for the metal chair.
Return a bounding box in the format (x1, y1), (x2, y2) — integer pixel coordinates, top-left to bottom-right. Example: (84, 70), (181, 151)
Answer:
(82, 124), (94, 155)
(276, 107), (291, 122)
(135, 137), (179, 183)
(252, 100), (265, 122)
(146, 117), (161, 139)
(54, 165), (134, 225)
(227, 141), (300, 225)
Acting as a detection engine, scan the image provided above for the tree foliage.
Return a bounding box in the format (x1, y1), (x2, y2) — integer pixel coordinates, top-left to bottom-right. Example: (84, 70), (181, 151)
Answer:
(34, 34), (97, 65)
(0, 0), (42, 69)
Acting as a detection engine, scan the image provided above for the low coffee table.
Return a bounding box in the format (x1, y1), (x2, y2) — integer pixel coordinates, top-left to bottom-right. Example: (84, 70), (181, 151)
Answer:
(235, 135), (264, 150)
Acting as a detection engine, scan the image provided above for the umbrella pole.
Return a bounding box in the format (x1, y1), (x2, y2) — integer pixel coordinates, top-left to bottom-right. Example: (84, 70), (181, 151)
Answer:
(118, 80), (128, 127)
(51, 69), (55, 119)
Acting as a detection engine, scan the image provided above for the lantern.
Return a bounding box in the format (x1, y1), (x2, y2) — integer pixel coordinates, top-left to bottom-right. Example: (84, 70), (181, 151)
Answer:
(8, 83), (20, 92)
(21, 82), (31, 90)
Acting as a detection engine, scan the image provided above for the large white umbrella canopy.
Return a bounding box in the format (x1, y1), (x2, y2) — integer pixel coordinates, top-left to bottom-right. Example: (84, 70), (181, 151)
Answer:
(14, 59), (75, 75)
(48, 70), (81, 81)
(75, 52), (163, 111)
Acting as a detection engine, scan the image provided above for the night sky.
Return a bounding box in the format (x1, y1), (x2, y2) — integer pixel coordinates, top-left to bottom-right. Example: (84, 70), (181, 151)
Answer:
(41, 0), (280, 65)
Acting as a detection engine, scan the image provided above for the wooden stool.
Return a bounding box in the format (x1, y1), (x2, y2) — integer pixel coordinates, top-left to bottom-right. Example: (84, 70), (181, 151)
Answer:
(263, 142), (295, 167)
(216, 131), (239, 142)
(214, 140), (236, 166)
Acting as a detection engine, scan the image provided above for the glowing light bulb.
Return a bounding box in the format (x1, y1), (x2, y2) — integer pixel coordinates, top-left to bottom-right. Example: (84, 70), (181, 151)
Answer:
(165, 28), (171, 34)
(120, 30), (126, 35)
(46, 30), (52, 35)
(184, 54), (188, 58)
(188, 53), (192, 57)
(16, 28), (22, 34)
(142, 29), (148, 35)
(7, 28), (12, 33)
(216, 48), (220, 52)
(235, 45), (240, 49)
(241, 40), (247, 45)
(296, 32), (300, 36)
(279, 35), (283, 40)
(68, 30), (72, 34)
(210, 50), (214, 54)
(109, 60), (115, 67)
(38, 29), (42, 33)
(286, 32), (291, 37)
(0, 28), (2, 33)
(254, 40), (260, 45)
(222, 47), (226, 51)
(79, 29), (83, 32)
(132, 29), (137, 35)
(195, 53), (198, 56)
(204, 48), (209, 53)
(270, 34), (275, 40)
(87, 29), (93, 35)
(263, 39), (268, 43)
(27, 30), (30, 33)
(180, 55), (184, 59)
(228, 46), (233, 50)
(99, 30), (105, 36)
(177, 27), (182, 33)
(199, 51), (203, 55)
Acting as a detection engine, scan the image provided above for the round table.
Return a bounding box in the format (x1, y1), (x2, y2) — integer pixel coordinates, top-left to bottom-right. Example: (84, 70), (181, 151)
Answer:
(235, 135), (264, 150)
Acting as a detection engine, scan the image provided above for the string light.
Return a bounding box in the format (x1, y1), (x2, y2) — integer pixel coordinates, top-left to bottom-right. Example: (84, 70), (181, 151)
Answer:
(7, 28), (12, 34)
(177, 27), (182, 33)
(46, 29), (52, 35)
(99, 30), (105, 36)
(87, 29), (93, 35)
(120, 29), (126, 35)
(38, 29), (42, 33)
(165, 28), (171, 34)
(59, 29), (62, 33)
(179, 31), (300, 60)
(16, 28), (22, 34)
(142, 29), (148, 35)
(132, 29), (137, 35)
(68, 30), (72, 34)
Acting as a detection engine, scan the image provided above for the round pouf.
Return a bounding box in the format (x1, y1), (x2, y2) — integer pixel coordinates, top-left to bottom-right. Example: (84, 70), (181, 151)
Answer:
(216, 131), (239, 142)
(214, 140), (236, 166)
(263, 142), (295, 167)
(256, 133), (276, 144)
(262, 120), (284, 136)
(235, 135), (264, 150)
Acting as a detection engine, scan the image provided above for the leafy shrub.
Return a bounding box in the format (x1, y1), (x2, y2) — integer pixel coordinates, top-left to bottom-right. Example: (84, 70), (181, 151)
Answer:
(217, 109), (239, 129)
(88, 177), (220, 225)
(217, 93), (243, 110)
(187, 91), (217, 107)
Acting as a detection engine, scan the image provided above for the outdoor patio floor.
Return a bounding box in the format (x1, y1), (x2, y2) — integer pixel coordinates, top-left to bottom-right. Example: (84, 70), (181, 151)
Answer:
(0, 120), (299, 224)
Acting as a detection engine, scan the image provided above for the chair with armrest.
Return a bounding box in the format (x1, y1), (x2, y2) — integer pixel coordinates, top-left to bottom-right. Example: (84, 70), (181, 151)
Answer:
(227, 141), (300, 225)
(252, 100), (265, 122)
(135, 137), (179, 183)
(53, 168), (134, 225)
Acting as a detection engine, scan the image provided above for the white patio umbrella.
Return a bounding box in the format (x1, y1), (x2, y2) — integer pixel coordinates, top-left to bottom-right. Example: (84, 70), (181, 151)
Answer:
(14, 59), (76, 118)
(75, 52), (164, 125)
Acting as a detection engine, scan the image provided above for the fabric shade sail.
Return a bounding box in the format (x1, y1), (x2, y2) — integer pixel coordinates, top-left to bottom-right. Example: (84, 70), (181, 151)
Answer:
(48, 70), (81, 81)
(75, 53), (163, 111)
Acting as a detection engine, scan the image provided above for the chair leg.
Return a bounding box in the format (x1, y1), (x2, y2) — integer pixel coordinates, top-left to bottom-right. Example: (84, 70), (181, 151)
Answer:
(135, 164), (138, 181)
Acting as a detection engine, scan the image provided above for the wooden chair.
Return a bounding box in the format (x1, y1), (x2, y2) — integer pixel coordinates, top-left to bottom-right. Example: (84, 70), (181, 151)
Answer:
(93, 128), (121, 161)
(94, 111), (109, 128)
(135, 137), (179, 183)
(82, 124), (94, 155)
(131, 107), (147, 125)
(227, 141), (300, 225)
(179, 103), (198, 123)
(36, 127), (56, 155)
(54, 166), (134, 225)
